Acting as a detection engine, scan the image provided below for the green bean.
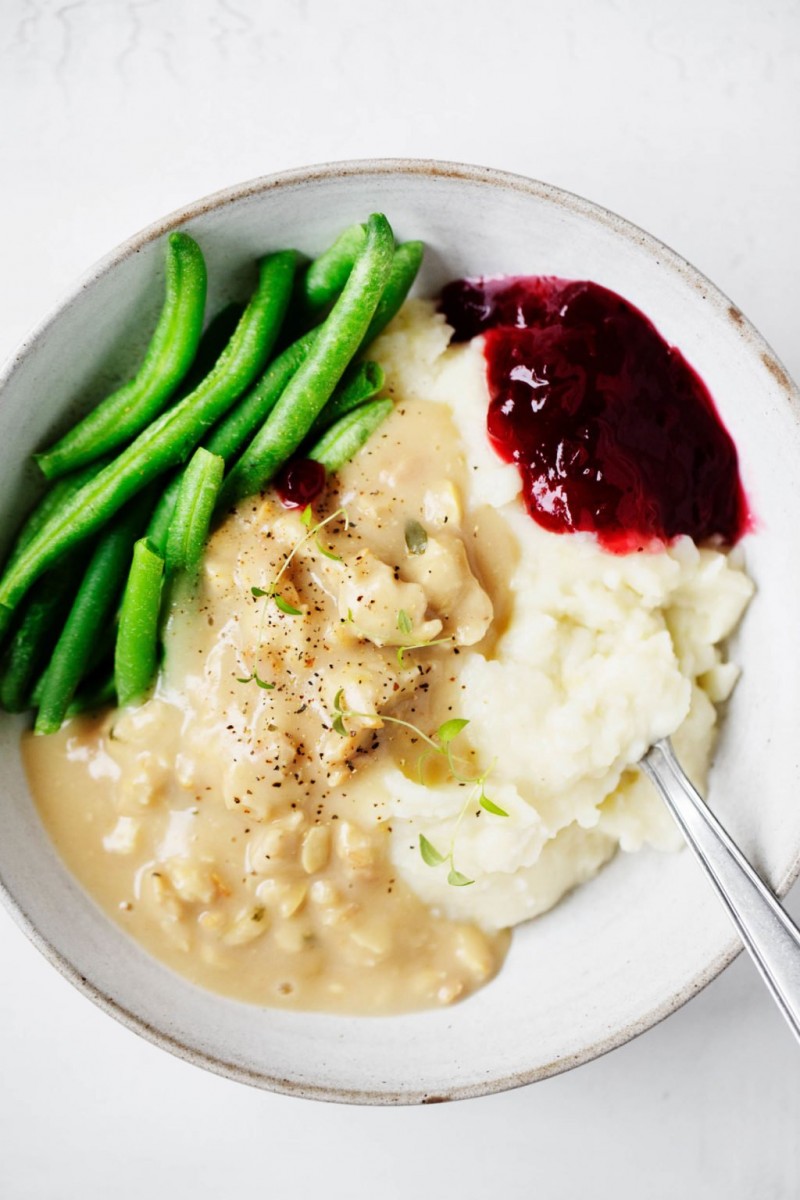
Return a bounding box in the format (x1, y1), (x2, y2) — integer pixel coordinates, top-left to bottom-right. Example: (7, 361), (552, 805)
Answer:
(77, 619), (117, 681)
(114, 538), (165, 707)
(131, 323), (289, 551)
(146, 476), (181, 558)
(35, 498), (151, 734)
(0, 566), (80, 712)
(173, 302), (244, 401)
(146, 329), (319, 548)
(220, 214), (394, 507)
(308, 398), (393, 474)
(31, 651), (115, 714)
(299, 224), (366, 317)
(205, 330), (317, 463)
(306, 361), (384, 441)
(359, 240), (424, 350)
(3, 460), (109, 577)
(66, 672), (116, 717)
(297, 236), (422, 347)
(139, 475), (183, 569)
(29, 667), (46, 710)
(0, 250), (296, 631)
(180, 238), (415, 512)
(165, 448), (224, 574)
(35, 233), (208, 480)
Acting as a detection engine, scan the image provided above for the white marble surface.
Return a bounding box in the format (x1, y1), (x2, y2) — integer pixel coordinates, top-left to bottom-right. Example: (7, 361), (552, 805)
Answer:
(0, 1), (798, 1195)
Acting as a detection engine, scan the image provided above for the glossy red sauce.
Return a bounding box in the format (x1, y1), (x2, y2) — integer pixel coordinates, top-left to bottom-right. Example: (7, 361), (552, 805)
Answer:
(440, 276), (749, 552)
(275, 458), (327, 509)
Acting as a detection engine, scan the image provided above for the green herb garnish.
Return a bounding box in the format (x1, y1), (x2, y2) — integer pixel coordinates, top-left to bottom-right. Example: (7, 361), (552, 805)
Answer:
(315, 538), (342, 561)
(260, 506), (348, 619)
(404, 518), (428, 555)
(273, 594), (302, 616)
(436, 717), (470, 745)
(393, 608), (451, 664)
(397, 609), (413, 635)
(419, 833), (446, 866)
(396, 636), (451, 666)
(447, 866), (474, 887)
(236, 672), (276, 690)
(479, 794), (509, 817)
(330, 694), (503, 886)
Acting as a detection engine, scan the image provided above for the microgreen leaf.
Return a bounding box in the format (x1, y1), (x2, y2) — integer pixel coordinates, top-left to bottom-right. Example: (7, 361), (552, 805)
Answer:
(416, 748), (436, 784)
(259, 506), (347, 619)
(315, 538), (342, 561)
(332, 714), (348, 737)
(274, 594), (302, 616)
(479, 794), (509, 817)
(419, 834), (446, 866)
(397, 636), (452, 666)
(436, 718), (470, 746)
(333, 688), (345, 712)
(397, 609), (413, 635)
(447, 866), (474, 887)
(251, 586), (268, 598)
(236, 673), (275, 690)
(405, 519), (428, 555)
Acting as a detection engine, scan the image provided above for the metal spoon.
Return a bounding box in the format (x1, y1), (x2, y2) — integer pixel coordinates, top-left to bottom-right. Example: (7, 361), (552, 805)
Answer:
(641, 738), (800, 1044)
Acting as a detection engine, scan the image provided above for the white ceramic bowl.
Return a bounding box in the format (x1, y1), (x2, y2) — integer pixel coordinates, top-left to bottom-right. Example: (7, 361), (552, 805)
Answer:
(1, 160), (799, 1104)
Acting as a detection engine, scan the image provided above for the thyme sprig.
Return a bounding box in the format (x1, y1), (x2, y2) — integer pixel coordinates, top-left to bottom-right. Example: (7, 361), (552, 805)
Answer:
(394, 608), (451, 665)
(396, 636), (452, 666)
(302, 502), (343, 561)
(330, 687), (443, 747)
(237, 504), (348, 688)
(262, 504), (349, 616)
(329, 692), (507, 885)
(235, 671), (275, 689)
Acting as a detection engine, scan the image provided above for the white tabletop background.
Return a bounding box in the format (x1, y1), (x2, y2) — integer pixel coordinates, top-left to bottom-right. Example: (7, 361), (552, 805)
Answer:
(1, 1), (798, 1195)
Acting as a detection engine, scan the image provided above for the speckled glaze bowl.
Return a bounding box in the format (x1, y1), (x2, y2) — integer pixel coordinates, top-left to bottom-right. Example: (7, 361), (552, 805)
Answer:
(1, 160), (799, 1104)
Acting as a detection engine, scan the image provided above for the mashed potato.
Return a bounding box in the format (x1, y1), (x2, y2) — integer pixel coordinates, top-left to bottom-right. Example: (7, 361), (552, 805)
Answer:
(372, 301), (753, 929)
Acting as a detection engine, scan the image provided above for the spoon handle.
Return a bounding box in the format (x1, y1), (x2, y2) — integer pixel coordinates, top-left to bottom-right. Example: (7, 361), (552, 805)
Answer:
(642, 738), (800, 1044)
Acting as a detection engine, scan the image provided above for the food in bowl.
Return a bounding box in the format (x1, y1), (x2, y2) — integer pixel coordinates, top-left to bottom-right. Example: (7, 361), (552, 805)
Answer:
(4, 213), (753, 1014)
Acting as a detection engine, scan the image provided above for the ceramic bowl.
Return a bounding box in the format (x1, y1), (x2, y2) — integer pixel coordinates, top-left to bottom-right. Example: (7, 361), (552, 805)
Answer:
(1, 160), (799, 1104)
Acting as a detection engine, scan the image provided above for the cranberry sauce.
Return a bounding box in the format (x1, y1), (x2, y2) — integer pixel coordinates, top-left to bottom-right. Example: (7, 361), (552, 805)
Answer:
(274, 458), (327, 509)
(440, 277), (749, 552)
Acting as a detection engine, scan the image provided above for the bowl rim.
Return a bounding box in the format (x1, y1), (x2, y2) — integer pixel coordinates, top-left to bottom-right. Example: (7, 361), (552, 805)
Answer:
(1, 156), (799, 1106)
